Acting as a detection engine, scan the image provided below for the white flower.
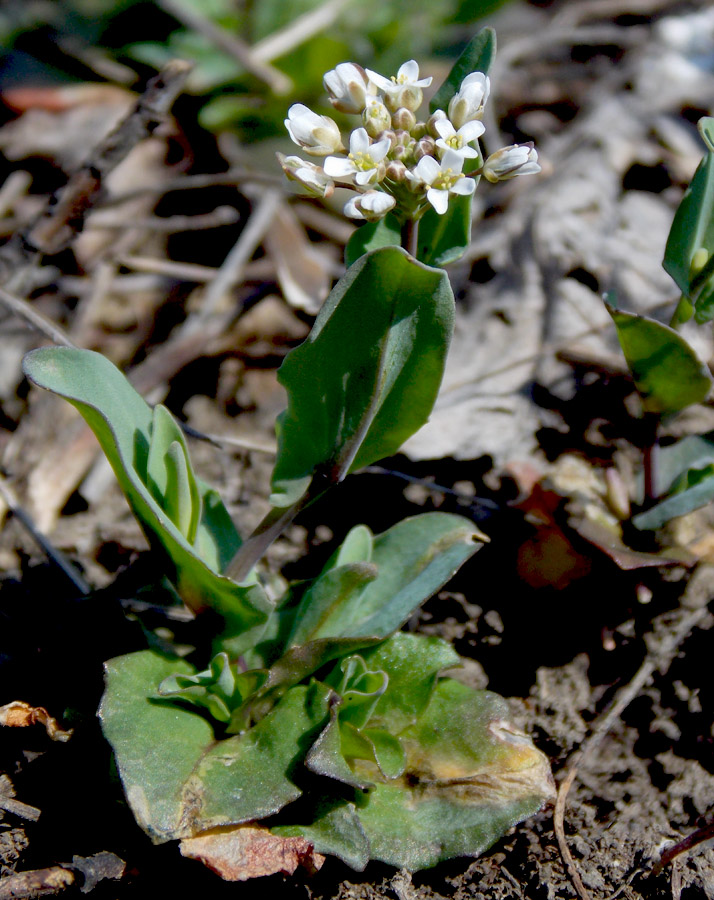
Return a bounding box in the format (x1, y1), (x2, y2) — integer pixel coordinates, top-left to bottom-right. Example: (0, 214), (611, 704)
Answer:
(362, 97), (392, 137)
(482, 144), (541, 183)
(277, 153), (334, 198)
(323, 63), (373, 114)
(365, 59), (432, 112)
(285, 103), (344, 156)
(433, 118), (484, 159)
(323, 127), (391, 186)
(408, 148), (476, 214)
(448, 72), (490, 129)
(343, 191), (396, 221)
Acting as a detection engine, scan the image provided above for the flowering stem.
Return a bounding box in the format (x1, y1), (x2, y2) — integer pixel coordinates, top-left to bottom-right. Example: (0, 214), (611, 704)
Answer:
(401, 219), (419, 258)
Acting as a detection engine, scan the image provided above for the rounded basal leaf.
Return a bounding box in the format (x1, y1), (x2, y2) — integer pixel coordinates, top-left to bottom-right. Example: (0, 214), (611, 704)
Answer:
(270, 248), (454, 507)
(100, 650), (333, 843)
(22, 348), (272, 652)
(606, 304), (712, 415)
(353, 679), (554, 870)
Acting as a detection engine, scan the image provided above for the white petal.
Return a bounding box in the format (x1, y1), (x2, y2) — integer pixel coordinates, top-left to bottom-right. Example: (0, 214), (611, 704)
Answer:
(441, 149), (465, 173)
(433, 118), (456, 140)
(450, 177), (476, 196)
(364, 192), (395, 214)
(413, 155), (441, 184)
(343, 196), (365, 219)
(369, 138), (391, 163)
(323, 156), (355, 177)
(355, 169), (377, 186)
(365, 68), (394, 92)
(427, 187), (449, 214)
(458, 120), (485, 141)
(350, 127), (370, 154)
(398, 60), (420, 82)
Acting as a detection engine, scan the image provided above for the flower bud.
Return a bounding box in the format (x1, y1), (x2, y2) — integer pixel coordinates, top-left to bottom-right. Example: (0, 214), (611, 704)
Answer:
(391, 107), (417, 132)
(481, 143), (541, 183)
(343, 190), (396, 221)
(414, 136), (436, 161)
(411, 121), (427, 140)
(448, 72), (490, 129)
(277, 153), (334, 198)
(427, 110), (448, 138)
(285, 104), (344, 156)
(323, 62), (372, 114)
(363, 99), (392, 138)
(385, 85), (423, 113)
(385, 160), (408, 182)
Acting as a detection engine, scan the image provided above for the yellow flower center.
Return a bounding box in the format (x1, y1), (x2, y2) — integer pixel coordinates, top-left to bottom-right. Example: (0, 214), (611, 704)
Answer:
(349, 151), (375, 172)
(433, 168), (461, 190)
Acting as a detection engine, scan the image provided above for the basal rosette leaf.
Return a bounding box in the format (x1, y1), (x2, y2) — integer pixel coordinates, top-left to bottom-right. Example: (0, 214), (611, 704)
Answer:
(281, 672), (554, 871)
(270, 247), (454, 507)
(22, 348), (272, 653)
(99, 650), (333, 843)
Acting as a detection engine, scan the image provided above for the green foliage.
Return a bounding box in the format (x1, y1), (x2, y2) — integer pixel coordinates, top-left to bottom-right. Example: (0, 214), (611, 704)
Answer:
(345, 216), (401, 269)
(270, 247), (454, 507)
(22, 348), (272, 654)
(663, 117), (714, 324)
(429, 27), (496, 114)
(606, 303), (712, 416)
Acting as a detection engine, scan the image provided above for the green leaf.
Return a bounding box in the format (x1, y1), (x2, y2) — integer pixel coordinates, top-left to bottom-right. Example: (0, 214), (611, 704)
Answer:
(362, 631), (460, 734)
(633, 469), (714, 530)
(272, 800), (370, 872)
(23, 348), (272, 652)
(99, 651), (215, 843)
(285, 562), (378, 647)
(700, 116), (714, 153)
(651, 432), (714, 497)
(345, 215), (401, 268)
(418, 193), (473, 267)
(353, 679), (554, 870)
(429, 27), (496, 114)
(663, 142), (714, 304)
(270, 248), (454, 506)
(606, 303), (712, 415)
(343, 513), (484, 639)
(100, 650), (333, 842)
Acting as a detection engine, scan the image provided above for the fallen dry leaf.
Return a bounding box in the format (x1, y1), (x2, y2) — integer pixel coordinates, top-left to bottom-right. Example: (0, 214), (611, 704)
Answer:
(0, 701), (73, 742)
(179, 824), (325, 881)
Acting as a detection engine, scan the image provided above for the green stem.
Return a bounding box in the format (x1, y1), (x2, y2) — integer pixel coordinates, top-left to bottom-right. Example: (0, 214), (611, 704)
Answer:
(401, 218), (419, 258)
(223, 477), (327, 583)
(669, 295), (693, 329)
(642, 415), (660, 506)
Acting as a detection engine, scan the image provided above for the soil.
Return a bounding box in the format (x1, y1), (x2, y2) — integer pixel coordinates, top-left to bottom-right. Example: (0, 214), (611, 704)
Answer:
(2, 1), (714, 898)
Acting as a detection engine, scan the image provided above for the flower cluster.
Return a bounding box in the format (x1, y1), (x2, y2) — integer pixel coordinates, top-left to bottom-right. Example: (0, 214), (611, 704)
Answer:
(279, 60), (540, 223)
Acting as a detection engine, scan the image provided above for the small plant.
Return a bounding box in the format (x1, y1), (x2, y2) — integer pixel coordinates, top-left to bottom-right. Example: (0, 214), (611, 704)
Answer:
(22, 30), (553, 880)
(607, 117), (714, 531)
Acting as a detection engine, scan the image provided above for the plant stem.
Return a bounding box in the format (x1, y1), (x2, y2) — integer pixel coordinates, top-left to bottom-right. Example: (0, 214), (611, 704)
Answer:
(401, 218), (419, 258)
(224, 478), (327, 583)
(669, 295), (693, 329)
(642, 415), (659, 506)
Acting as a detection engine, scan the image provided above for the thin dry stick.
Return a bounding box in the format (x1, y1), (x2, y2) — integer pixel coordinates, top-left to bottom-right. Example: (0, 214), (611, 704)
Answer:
(0, 286), (76, 348)
(252, 0), (353, 63)
(554, 605), (710, 900)
(0, 472), (91, 596)
(191, 188), (282, 325)
(156, 0), (292, 95)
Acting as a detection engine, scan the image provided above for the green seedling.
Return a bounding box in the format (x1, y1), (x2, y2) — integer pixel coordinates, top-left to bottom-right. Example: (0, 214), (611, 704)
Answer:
(607, 117), (714, 528)
(23, 31), (553, 880)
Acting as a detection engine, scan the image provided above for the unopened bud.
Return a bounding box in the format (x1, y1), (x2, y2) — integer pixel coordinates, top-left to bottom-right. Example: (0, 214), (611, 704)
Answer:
(386, 85), (423, 113)
(482, 143), (541, 183)
(376, 129), (397, 149)
(385, 160), (408, 182)
(411, 121), (427, 140)
(391, 107), (417, 132)
(363, 99), (392, 138)
(414, 136), (436, 161)
(427, 110), (447, 138)
(691, 247), (710, 277)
